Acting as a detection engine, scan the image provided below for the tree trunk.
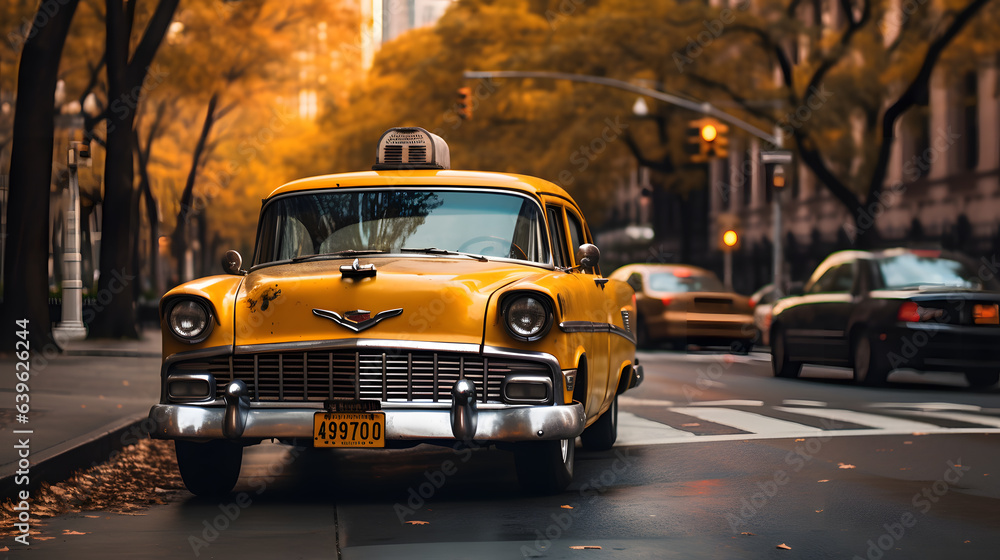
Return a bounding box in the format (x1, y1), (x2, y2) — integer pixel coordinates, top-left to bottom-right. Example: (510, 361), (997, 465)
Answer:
(88, 0), (178, 338)
(0, 0), (80, 351)
(171, 93), (219, 282)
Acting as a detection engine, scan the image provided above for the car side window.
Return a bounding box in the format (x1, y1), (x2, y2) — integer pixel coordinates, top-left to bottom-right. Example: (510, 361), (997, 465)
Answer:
(566, 210), (598, 275)
(547, 206), (568, 268)
(808, 263), (855, 294)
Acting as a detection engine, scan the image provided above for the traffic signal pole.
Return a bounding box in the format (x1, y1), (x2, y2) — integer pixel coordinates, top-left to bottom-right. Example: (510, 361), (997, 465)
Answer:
(463, 71), (778, 145)
(464, 71), (789, 292)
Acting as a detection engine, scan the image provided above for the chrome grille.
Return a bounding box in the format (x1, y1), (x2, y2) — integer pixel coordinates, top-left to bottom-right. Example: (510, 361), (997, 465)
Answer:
(187, 349), (551, 403)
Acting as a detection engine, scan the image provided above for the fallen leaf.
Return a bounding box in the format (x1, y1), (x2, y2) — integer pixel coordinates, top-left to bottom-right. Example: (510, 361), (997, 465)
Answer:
(903, 441), (912, 445)
(35, 537), (55, 541)
(154, 487), (167, 493)
(912, 432), (928, 436)
(681, 423), (700, 427)
(561, 505), (574, 509)
(777, 543), (792, 550)
(817, 480), (830, 483)
(954, 464), (962, 468)
(740, 532), (754, 536)
(117, 404), (123, 409)
(964, 540), (971, 544)
(63, 530), (88, 535)
(0, 547), (8, 552)
(405, 521), (429, 525)
(794, 438), (805, 442)
(569, 546), (602, 550)
(838, 463), (856, 469)
(815, 510), (823, 513)
(123, 380), (130, 386)
(80, 404), (86, 408)
(84, 515), (100, 518)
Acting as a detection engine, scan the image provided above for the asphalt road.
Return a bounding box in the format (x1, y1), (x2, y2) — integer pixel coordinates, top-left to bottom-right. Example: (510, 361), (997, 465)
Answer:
(12, 349), (1000, 559)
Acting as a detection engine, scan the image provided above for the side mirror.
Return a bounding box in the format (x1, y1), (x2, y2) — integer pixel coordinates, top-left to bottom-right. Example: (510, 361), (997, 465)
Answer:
(222, 250), (246, 276)
(575, 243), (600, 270)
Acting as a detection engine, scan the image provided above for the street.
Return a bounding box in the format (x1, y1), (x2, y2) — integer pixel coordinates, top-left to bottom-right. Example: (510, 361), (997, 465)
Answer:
(14, 348), (1000, 559)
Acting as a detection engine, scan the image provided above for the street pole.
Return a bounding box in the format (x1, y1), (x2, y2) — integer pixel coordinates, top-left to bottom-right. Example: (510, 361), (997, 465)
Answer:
(724, 249), (733, 290)
(771, 127), (784, 297)
(53, 141), (90, 343)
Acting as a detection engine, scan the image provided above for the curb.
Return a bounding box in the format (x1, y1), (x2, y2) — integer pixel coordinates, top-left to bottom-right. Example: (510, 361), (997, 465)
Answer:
(1, 414), (149, 500)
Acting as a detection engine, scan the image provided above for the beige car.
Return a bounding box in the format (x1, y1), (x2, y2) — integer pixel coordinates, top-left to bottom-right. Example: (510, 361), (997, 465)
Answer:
(610, 264), (755, 353)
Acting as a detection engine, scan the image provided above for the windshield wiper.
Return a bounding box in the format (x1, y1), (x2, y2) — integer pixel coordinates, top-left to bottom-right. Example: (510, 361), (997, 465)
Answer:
(291, 250), (386, 263)
(400, 247), (488, 262)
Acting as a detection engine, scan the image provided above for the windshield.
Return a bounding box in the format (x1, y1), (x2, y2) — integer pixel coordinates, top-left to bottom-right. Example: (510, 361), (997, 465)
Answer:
(254, 189), (550, 265)
(648, 272), (726, 293)
(876, 253), (998, 290)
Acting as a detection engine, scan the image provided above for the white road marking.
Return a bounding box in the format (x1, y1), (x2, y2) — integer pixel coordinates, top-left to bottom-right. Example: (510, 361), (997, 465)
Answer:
(896, 410), (1000, 428)
(619, 396), (676, 407)
(772, 407), (942, 431)
(781, 399), (827, 407)
(668, 407), (822, 435)
(867, 402), (983, 412)
(614, 412), (696, 446)
(689, 399), (764, 407)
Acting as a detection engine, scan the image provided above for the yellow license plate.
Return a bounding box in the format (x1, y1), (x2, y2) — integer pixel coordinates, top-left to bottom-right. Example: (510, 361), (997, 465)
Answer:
(973, 303), (999, 325)
(313, 412), (385, 448)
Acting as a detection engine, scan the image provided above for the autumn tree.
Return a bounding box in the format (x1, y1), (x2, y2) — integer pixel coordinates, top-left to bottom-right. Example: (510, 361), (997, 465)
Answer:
(0, 0), (81, 350)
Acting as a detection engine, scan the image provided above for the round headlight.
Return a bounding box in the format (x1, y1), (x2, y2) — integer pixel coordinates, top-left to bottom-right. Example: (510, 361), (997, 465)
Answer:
(168, 300), (211, 342)
(504, 295), (552, 341)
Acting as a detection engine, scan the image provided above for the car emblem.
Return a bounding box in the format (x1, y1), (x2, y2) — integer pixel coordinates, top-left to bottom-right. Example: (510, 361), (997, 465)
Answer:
(312, 307), (403, 333)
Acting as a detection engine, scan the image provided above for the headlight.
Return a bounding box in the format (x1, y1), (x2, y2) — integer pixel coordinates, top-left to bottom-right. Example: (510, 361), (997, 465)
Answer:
(167, 299), (213, 343)
(502, 294), (553, 342)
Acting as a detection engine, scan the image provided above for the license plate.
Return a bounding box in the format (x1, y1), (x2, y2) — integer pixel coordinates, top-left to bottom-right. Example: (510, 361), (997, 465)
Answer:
(973, 303), (999, 325)
(313, 412), (385, 448)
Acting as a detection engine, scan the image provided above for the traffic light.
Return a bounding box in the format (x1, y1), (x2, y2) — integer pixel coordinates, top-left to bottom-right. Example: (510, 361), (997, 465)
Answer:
(686, 117), (728, 162)
(717, 212), (741, 251)
(456, 87), (472, 120)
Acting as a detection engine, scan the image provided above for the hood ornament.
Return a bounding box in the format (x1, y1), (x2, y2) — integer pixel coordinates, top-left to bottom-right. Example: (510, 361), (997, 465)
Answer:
(312, 307), (403, 333)
(341, 258), (376, 279)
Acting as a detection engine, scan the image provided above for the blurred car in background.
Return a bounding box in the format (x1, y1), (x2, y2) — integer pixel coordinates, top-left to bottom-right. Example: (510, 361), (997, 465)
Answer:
(749, 283), (778, 346)
(770, 248), (1000, 389)
(610, 264), (755, 353)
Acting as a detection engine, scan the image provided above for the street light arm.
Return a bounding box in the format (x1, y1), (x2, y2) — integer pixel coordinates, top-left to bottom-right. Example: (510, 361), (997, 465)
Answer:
(463, 70), (779, 145)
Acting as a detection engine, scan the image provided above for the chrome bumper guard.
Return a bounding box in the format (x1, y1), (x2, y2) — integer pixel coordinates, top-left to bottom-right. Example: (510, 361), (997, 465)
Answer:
(148, 399), (586, 443)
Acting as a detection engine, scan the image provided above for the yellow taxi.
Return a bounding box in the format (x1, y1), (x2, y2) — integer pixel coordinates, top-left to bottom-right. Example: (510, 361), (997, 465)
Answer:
(149, 127), (642, 496)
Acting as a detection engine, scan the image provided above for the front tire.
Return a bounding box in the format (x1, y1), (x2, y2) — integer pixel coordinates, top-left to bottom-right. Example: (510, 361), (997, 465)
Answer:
(175, 439), (243, 498)
(771, 327), (801, 378)
(580, 396), (618, 451)
(965, 371), (1000, 390)
(514, 438), (575, 495)
(853, 332), (890, 386)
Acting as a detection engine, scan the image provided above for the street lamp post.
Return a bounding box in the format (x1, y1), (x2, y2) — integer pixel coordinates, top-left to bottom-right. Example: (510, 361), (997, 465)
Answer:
(53, 141), (91, 343)
(761, 145), (793, 297)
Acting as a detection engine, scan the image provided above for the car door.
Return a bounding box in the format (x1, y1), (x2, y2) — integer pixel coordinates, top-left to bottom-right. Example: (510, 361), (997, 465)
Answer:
(792, 261), (857, 364)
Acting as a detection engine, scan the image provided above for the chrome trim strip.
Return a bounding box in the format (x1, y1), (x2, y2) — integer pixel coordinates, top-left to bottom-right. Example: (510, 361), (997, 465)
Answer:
(558, 321), (636, 344)
(148, 402), (586, 442)
(234, 338), (482, 355)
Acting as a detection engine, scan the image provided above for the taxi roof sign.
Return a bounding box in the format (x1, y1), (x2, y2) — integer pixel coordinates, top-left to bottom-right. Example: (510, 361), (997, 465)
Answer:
(373, 127), (450, 171)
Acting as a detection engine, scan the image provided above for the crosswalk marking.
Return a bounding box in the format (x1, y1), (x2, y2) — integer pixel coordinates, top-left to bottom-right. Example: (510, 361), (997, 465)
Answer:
(669, 407), (822, 435)
(612, 402), (1000, 447)
(898, 410), (1000, 428)
(771, 406), (943, 431)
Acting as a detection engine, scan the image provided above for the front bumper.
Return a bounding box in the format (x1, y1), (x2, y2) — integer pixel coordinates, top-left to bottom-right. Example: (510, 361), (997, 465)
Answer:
(147, 401), (586, 443)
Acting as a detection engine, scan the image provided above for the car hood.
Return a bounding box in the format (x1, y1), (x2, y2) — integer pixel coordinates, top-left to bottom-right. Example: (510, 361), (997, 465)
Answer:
(233, 257), (543, 347)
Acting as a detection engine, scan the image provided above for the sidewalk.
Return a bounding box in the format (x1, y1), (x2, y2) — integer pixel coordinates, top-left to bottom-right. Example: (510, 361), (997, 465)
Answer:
(1, 327), (163, 499)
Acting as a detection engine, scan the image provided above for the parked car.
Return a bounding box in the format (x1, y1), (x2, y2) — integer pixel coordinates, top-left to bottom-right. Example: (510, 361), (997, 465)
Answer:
(770, 248), (1000, 389)
(149, 127), (642, 497)
(749, 283), (778, 346)
(608, 264), (755, 353)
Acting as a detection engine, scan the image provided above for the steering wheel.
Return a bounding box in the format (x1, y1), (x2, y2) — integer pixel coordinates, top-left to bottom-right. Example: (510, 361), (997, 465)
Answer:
(458, 236), (528, 260)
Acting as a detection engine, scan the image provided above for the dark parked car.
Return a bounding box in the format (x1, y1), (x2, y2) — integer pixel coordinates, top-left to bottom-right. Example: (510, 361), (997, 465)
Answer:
(770, 248), (1000, 389)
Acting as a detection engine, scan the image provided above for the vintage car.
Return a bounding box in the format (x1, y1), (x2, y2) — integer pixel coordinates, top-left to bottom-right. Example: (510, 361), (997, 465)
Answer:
(608, 263), (755, 352)
(149, 127), (642, 496)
